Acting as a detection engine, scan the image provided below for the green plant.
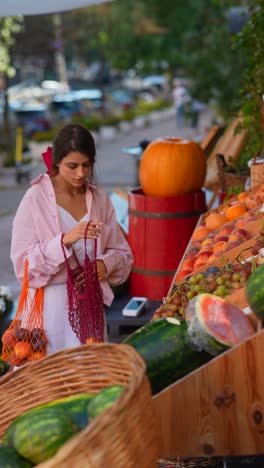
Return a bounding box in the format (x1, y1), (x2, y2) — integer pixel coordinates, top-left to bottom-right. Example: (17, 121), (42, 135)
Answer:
(236, 0), (264, 166)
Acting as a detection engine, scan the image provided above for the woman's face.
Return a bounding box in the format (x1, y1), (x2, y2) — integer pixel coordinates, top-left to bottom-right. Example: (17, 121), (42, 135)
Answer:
(57, 151), (92, 187)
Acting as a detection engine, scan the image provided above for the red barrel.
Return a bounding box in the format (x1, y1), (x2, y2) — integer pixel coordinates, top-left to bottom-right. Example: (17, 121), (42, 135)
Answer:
(128, 189), (206, 300)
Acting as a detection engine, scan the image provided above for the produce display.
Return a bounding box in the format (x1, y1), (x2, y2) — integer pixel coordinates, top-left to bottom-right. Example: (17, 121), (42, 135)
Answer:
(124, 295), (255, 394)
(139, 137), (206, 197)
(1, 386), (124, 465)
(176, 206), (264, 282)
(202, 183), (264, 219)
(154, 260), (256, 321)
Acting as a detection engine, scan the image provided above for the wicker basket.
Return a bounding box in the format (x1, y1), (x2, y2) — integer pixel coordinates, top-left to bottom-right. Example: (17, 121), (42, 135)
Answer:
(216, 153), (248, 191)
(0, 343), (160, 468)
(250, 162), (264, 188)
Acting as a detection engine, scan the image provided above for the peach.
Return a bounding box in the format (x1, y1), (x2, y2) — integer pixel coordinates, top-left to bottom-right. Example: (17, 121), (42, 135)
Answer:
(201, 238), (214, 247)
(192, 226), (211, 242)
(226, 240), (241, 251)
(198, 247), (213, 255)
(193, 259), (207, 270)
(236, 228), (250, 240)
(185, 250), (199, 260)
(215, 226), (234, 239)
(205, 213), (227, 231)
(238, 191), (248, 202)
(182, 259), (196, 269)
(214, 235), (229, 243)
(228, 233), (245, 243)
(213, 241), (228, 253)
(176, 269), (192, 282)
(197, 251), (212, 259)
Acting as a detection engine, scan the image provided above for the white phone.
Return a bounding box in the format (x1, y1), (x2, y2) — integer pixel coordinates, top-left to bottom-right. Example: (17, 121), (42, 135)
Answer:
(122, 297), (148, 317)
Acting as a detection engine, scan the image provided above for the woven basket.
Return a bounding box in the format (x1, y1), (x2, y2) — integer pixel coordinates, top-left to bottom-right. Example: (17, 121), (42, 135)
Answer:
(0, 343), (160, 468)
(216, 153), (248, 191)
(250, 162), (264, 188)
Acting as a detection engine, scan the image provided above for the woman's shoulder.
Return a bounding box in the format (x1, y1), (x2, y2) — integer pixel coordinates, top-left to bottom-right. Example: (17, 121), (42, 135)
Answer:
(19, 174), (50, 203)
(88, 184), (110, 202)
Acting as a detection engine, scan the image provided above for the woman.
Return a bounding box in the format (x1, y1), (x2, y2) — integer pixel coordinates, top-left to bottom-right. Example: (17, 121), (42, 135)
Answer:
(10, 123), (133, 354)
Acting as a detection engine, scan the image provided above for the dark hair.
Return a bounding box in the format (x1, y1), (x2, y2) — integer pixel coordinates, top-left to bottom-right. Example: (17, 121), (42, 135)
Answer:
(52, 124), (96, 176)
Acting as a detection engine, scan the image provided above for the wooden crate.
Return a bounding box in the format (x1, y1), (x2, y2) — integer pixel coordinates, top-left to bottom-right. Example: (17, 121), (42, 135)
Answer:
(153, 329), (264, 458)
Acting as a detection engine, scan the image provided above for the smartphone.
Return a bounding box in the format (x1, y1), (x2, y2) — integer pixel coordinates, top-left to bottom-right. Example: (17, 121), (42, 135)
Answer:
(122, 297), (148, 317)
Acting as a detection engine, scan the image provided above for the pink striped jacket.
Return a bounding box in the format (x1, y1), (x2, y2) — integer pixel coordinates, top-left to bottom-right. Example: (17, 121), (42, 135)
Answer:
(10, 174), (133, 306)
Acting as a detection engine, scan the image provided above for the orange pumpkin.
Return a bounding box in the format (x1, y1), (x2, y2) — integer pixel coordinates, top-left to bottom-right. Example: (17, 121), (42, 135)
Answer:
(139, 138), (206, 197)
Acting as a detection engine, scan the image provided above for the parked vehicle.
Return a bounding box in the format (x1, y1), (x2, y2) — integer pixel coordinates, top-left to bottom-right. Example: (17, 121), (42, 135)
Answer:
(10, 102), (51, 138)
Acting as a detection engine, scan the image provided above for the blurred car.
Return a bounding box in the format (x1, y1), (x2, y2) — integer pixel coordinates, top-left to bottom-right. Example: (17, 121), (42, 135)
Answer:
(73, 89), (103, 112)
(107, 89), (134, 110)
(11, 102), (51, 138)
(50, 92), (82, 122)
(50, 89), (104, 123)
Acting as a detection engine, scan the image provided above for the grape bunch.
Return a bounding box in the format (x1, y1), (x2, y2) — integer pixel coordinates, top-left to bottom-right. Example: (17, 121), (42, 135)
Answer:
(152, 262), (254, 321)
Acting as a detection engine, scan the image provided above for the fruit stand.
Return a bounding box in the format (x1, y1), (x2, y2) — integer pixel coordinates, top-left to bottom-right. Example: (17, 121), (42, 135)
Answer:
(2, 137), (264, 466)
(145, 182), (264, 463)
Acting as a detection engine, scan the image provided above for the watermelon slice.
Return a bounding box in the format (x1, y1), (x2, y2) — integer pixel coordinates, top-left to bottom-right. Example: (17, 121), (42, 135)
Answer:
(185, 294), (255, 356)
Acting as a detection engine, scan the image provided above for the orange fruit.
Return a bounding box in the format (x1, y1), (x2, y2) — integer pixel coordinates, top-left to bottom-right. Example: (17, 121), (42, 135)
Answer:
(205, 213), (227, 231)
(225, 203), (247, 221)
(191, 226), (210, 242)
(237, 191), (248, 202)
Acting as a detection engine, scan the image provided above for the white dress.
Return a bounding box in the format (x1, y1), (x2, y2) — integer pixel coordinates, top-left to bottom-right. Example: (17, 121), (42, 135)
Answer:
(44, 206), (95, 355)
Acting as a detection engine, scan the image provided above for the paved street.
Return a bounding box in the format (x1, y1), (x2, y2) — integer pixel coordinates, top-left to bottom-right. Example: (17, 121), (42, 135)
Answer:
(0, 108), (213, 300)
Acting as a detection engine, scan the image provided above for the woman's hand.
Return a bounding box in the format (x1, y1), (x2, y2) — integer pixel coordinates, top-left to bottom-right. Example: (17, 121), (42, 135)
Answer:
(75, 260), (107, 287)
(63, 221), (102, 246)
(96, 259), (107, 281)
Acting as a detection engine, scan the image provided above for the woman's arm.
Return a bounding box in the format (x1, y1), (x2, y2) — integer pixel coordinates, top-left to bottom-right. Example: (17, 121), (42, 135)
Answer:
(97, 199), (133, 286)
(10, 194), (72, 288)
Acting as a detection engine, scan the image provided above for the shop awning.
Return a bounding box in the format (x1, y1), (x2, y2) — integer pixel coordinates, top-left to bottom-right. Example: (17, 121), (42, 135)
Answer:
(0, 0), (111, 17)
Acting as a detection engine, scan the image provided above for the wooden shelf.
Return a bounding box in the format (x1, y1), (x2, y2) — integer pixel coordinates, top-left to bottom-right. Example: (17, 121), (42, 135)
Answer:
(153, 329), (264, 458)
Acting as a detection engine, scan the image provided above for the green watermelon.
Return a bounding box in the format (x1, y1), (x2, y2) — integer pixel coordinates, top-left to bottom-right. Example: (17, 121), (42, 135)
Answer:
(2, 393), (94, 447)
(11, 407), (78, 464)
(246, 264), (264, 321)
(185, 294), (255, 356)
(0, 358), (10, 377)
(0, 446), (32, 467)
(38, 393), (94, 430)
(124, 317), (212, 395)
(88, 385), (125, 419)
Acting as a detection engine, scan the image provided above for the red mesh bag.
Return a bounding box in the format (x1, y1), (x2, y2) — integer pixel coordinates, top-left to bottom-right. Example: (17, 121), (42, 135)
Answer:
(1, 260), (47, 367)
(61, 222), (105, 344)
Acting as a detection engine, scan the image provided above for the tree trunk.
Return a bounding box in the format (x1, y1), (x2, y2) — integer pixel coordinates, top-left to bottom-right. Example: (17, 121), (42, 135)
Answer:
(3, 74), (13, 165)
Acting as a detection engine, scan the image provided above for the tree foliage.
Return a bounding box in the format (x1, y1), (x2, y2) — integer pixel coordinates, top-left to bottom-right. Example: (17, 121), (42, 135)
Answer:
(236, 0), (264, 161)
(0, 16), (23, 77)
